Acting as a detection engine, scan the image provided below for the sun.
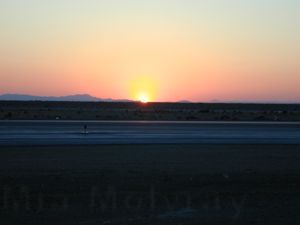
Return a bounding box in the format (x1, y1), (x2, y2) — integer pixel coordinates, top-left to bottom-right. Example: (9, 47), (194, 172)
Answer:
(139, 93), (149, 103)
(129, 75), (159, 103)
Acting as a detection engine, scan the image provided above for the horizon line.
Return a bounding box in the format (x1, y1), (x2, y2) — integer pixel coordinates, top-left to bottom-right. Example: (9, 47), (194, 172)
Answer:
(0, 93), (300, 105)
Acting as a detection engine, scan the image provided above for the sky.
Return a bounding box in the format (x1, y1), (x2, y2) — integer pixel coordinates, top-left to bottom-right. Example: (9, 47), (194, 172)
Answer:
(0, 0), (299, 102)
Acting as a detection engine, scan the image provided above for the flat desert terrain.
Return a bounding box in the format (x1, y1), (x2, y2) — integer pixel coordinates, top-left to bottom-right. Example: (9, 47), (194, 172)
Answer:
(1, 101), (300, 121)
(1, 101), (299, 224)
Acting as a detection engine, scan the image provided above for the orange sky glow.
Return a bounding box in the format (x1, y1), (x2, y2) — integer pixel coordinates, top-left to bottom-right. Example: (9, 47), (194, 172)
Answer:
(0, 1), (299, 103)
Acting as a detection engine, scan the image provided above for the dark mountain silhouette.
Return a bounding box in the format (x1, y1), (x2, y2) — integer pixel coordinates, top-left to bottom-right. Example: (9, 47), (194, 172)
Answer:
(178, 100), (192, 103)
(0, 94), (132, 102)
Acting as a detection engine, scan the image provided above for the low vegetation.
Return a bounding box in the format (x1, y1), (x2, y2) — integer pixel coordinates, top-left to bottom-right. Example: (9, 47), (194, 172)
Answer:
(0, 101), (299, 121)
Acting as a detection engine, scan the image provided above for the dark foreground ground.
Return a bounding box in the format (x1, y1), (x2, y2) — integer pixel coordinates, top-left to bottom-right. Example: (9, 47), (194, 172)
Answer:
(0, 144), (300, 225)
(1, 101), (300, 121)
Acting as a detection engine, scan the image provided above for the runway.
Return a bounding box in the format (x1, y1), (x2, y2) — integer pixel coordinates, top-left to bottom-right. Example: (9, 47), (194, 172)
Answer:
(0, 120), (300, 145)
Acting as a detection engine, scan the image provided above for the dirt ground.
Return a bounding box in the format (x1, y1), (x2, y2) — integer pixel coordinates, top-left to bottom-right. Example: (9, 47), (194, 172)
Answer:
(0, 144), (300, 224)
(1, 101), (300, 121)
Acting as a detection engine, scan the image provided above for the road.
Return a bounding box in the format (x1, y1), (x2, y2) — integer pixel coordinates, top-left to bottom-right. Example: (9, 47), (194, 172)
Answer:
(0, 120), (300, 145)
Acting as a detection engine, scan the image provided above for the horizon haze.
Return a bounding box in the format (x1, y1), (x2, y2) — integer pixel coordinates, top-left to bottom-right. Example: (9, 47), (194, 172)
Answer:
(1, 93), (300, 104)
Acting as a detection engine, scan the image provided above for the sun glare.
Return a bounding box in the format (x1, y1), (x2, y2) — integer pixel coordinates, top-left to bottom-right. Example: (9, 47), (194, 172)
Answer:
(129, 75), (159, 103)
(139, 93), (149, 103)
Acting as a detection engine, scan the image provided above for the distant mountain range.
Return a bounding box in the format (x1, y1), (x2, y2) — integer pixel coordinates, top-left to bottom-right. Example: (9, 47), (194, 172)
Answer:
(0, 94), (132, 102)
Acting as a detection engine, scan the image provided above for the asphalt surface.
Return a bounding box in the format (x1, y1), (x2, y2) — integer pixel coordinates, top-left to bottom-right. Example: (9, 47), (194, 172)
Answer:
(0, 120), (300, 145)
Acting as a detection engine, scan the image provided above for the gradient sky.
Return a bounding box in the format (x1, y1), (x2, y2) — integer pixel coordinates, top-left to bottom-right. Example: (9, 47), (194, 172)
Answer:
(0, 0), (299, 102)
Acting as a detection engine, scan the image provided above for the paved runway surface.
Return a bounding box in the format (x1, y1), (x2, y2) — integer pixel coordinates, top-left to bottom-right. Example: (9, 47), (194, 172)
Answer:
(0, 120), (300, 145)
